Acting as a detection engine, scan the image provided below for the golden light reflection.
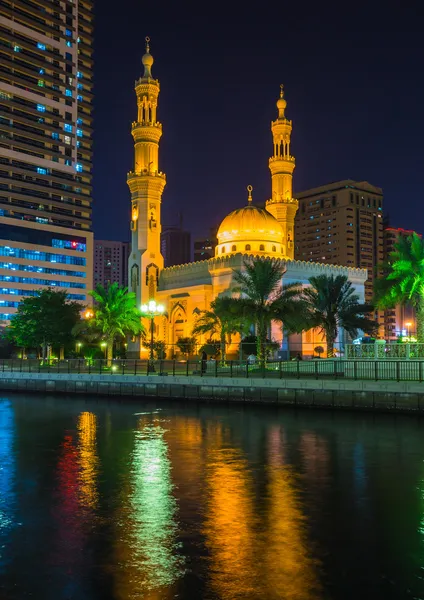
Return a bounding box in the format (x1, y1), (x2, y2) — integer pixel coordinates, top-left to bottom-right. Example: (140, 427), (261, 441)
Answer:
(264, 427), (321, 599)
(77, 411), (98, 510)
(114, 418), (184, 600)
(203, 447), (260, 599)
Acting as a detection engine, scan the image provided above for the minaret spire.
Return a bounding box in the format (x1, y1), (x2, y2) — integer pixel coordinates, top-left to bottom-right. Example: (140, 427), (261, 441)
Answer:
(265, 85), (298, 259)
(127, 36), (166, 352)
(247, 184), (253, 204)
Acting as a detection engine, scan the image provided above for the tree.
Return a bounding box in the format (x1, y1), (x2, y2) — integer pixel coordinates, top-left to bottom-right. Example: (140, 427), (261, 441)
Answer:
(6, 288), (81, 359)
(89, 283), (143, 364)
(232, 257), (306, 365)
(192, 296), (242, 364)
(303, 274), (377, 358)
(176, 336), (197, 358)
(375, 232), (424, 342)
(314, 345), (324, 358)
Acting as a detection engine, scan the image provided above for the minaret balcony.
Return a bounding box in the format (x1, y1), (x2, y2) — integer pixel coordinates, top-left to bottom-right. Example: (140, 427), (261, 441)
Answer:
(269, 155), (295, 164)
(131, 121), (162, 131)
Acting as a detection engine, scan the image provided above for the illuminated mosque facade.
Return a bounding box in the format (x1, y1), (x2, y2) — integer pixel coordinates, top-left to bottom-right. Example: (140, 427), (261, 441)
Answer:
(127, 40), (367, 358)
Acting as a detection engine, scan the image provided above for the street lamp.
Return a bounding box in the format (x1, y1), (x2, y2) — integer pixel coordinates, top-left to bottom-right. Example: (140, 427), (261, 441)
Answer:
(141, 299), (165, 372)
(76, 342), (82, 355)
(100, 341), (107, 359)
(406, 321), (412, 339)
(83, 308), (94, 319)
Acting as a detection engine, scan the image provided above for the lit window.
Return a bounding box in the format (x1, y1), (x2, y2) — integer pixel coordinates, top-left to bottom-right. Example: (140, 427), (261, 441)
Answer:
(51, 132), (59, 140)
(75, 164), (83, 172)
(77, 141), (81, 148)
(39, 68), (45, 75)
(77, 83), (83, 90)
(64, 123), (72, 132)
(77, 118), (83, 125)
(36, 167), (47, 175)
(64, 135), (71, 145)
(38, 80), (44, 87)
(65, 159), (72, 166)
(65, 89), (73, 97)
(37, 43), (46, 50)
(37, 104), (46, 112)
(76, 129), (83, 137)
(77, 95), (83, 102)
(77, 71), (83, 78)
(13, 45), (21, 52)
(66, 41), (72, 47)
(65, 29), (72, 37)
(259, 244), (265, 251)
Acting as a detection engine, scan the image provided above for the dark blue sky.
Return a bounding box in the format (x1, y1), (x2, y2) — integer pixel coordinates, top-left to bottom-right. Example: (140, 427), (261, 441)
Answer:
(93, 4), (423, 241)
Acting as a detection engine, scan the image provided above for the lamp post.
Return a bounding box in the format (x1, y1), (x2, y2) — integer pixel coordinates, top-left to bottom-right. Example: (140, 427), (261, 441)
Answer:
(141, 300), (165, 372)
(76, 342), (82, 355)
(101, 341), (107, 359)
(406, 321), (412, 339)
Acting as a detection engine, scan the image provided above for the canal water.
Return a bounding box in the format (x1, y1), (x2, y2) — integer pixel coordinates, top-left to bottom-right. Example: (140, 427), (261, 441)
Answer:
(1, 395), (424, 599)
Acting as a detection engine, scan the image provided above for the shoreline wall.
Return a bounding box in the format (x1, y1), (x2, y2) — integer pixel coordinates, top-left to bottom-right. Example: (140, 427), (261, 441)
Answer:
(0, 372), (424, 414)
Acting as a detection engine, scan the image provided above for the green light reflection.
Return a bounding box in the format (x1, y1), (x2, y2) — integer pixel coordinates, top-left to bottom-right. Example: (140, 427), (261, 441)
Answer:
(115, 419), (184, 598)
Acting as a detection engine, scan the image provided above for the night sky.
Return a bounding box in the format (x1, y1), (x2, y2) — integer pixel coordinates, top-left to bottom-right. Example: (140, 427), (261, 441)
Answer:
(93, 4), (423, 242)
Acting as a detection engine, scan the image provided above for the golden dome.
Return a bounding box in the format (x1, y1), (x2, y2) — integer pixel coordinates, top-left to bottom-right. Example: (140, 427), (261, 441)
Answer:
(215, 186), (284, 258)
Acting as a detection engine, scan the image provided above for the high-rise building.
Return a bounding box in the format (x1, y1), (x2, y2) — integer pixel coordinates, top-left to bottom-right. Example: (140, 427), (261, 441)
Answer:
(383, 227), (420, 340)
(295, 180), (384, 303)
(94, 240), (129, 289)
(0, 0), (93, 319)
(161, 225), (191, 267)
(193, 228), (217, 262)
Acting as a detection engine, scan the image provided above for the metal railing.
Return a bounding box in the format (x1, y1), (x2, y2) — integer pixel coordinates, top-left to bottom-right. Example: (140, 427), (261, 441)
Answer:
(346, 342), (424, 360)
(1, 358), (424, 382)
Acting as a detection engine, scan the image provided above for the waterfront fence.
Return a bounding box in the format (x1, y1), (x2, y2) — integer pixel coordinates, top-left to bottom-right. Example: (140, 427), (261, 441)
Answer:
(2, 358), (424, 382)
(346, 342), (424, 360)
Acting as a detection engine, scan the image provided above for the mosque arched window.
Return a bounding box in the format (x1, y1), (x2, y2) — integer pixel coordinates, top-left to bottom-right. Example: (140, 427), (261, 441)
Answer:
(231, 245), (237, 252)
(272, 245), (276, 252)
(245, 244), (251, 251)
(221, 246), (226, 254)
(259, 244), (265, 251)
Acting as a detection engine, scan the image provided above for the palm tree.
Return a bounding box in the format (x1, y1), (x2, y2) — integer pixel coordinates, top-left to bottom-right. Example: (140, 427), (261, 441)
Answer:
(375, 233), (424, 342)
(232, 257), (306, 365)
(89, 283), (143, 364)
(303, 274), (377, 357)
(192, 296), (241, 364)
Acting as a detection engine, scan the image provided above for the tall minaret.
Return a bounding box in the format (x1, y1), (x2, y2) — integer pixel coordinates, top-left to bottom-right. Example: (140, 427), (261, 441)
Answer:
(127, 37), (166, 306)
(265, 85), (298, 259)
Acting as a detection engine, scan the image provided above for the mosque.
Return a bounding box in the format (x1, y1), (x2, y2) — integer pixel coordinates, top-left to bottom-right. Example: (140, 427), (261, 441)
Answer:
(127, 39), (367, 358)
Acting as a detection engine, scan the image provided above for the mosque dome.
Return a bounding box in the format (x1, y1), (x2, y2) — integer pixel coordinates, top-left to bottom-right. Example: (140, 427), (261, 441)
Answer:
(215, 186), (284, 258)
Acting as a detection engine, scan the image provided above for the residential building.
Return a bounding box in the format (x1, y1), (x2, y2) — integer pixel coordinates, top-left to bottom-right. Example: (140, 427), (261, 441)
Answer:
(0, 0), (93, 319)
(295, 180), (384, 304)
(161, 224), (191, 267)
(193, 229), (217, 262)
(383, 227), (420, 340)
(94, 240), (129, 289)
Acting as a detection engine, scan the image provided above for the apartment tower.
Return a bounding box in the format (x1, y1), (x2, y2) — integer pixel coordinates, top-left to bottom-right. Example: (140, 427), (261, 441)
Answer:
(0, 0), (93, 320)
(295, 180), (384, 304)
(94, 240), (129, 289)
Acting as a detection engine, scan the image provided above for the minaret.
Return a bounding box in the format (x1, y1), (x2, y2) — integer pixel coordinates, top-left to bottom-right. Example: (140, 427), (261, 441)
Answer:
(127, 37), (166, 306)
(265, 85), (298, 259)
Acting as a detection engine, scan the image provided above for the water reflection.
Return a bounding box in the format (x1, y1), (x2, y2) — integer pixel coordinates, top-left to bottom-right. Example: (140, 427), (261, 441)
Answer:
(114, 417), (184, 599)
(204, 445), (260, 599)
(264, 427), (321, 599)
(77, 411), (99, 510)
(0, 399), (15, 565)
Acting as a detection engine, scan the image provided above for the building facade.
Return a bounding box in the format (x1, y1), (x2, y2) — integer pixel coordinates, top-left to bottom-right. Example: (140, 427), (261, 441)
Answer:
(127, 41), (367, 358)
(161, 224), (191, 267)
(193, 229), (217, 262)
(94, 240), (129, 289)
(295, 180), (384, 305)
(0, 0), (93, 319)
